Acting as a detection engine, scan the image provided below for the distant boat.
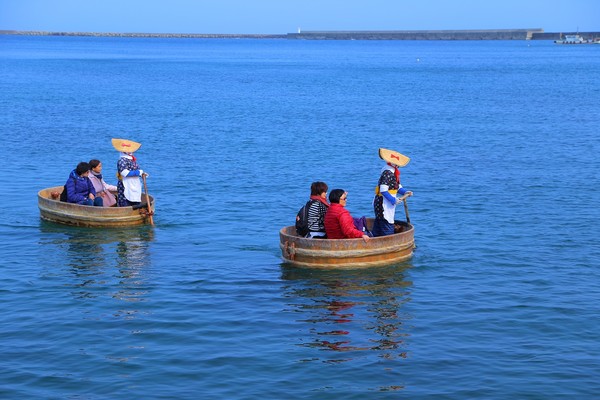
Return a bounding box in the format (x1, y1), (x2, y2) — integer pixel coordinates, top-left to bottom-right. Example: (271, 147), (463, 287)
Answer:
(38, 186), (155, 227)
(554, 34), (596, 44)
(279, 218), (415, 269)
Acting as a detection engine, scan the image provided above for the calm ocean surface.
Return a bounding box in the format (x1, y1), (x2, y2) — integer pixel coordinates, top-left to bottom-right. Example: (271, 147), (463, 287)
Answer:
(0, 35), (599, 399)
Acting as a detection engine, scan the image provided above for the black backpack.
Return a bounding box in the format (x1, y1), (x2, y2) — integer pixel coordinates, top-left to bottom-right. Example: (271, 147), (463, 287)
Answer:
(59, 184), (68, 202)
(295, 200), (315, 237)
(59, 177), (76, 202)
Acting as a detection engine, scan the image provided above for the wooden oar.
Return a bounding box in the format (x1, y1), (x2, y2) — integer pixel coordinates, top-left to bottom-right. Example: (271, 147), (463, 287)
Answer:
(398, 193), (412, 224)
(142, 174), (154, 226)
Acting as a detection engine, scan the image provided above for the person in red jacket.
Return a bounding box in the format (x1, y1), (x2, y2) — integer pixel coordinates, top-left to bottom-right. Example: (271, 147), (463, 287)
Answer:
(324, 189), (370, 241)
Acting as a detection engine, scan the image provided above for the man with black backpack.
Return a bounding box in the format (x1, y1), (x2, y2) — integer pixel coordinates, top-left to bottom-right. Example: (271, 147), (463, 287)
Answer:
(295, 181), (329, 238)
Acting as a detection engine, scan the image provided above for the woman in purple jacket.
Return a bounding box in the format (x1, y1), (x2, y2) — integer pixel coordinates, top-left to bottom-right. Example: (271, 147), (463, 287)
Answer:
(65, 162), (103, 207)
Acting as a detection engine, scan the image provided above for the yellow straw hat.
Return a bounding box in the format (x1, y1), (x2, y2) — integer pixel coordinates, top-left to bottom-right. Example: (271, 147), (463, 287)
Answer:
(112, 138), (142, 153)
(379, 148), (410, 167)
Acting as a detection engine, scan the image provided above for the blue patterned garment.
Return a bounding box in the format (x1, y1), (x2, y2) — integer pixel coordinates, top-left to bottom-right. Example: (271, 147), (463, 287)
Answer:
(373, 169), (398, 220)
(116, 156), (139, 206)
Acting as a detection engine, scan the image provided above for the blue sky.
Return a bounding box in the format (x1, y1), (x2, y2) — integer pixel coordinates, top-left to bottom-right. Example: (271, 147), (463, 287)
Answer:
(1, 0), (599, 34)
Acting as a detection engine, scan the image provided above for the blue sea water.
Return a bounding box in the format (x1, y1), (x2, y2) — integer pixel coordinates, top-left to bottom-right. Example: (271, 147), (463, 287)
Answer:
(0, 35), (599, 399)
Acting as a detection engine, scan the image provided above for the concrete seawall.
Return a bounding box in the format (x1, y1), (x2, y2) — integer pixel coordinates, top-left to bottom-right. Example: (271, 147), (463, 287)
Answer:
(289, 29), (545, 40)
(290, 30), (600, 40)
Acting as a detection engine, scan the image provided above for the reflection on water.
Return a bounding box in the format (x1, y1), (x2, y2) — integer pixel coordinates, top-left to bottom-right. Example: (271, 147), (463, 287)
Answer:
(114, 230), (153, 306)
(39, 222), (154, 307)
(281, 264), (413, 364)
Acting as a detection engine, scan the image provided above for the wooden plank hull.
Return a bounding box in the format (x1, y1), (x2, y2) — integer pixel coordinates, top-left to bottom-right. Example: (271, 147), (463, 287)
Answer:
(38, 186), (155, 228)
(279, 218), (414, 269)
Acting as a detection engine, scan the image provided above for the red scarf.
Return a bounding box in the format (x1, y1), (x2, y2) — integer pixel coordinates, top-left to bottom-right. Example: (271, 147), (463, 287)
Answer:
(310, 195), (330, 207)
(122, 152), (137, 163)
(387, 163), (400, 184)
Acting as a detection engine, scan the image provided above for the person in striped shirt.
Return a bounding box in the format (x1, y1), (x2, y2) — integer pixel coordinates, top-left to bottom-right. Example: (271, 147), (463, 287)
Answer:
(305, 181), (330, 238)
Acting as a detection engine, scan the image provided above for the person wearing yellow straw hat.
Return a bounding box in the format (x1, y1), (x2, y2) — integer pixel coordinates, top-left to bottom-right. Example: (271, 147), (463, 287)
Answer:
(372, 148), (413, 237)
(112, 138), (148, 207)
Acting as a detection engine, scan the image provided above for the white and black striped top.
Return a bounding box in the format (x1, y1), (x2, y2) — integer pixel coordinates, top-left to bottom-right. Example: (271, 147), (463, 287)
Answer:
(307, 201), (328, 232)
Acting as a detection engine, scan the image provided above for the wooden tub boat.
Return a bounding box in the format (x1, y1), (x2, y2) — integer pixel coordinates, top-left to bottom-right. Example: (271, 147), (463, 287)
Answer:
(38, 186), (155, 228)
(279, 218), (415, 269)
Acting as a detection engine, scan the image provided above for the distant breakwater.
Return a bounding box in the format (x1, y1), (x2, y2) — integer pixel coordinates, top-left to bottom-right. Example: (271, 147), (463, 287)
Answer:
(2, 29), (599, 40)
(0, 30), (285, 39)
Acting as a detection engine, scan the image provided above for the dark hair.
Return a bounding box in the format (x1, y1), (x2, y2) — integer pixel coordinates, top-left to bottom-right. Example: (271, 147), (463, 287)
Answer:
(89, 159), (101, 169)
(75, 162), (91, 176)
(310, 181), (328, 196)
(329, 189), (345, 204)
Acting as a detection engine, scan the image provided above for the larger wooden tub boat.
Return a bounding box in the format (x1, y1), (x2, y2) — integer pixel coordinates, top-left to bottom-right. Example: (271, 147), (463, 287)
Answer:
(38, 186), (155, 227)
(279, 218), (415, 269)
